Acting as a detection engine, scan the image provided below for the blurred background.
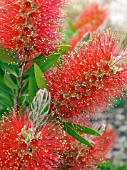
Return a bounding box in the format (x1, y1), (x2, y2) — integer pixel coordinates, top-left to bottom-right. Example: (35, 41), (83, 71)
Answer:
(65, 0), (127, 169)
(67, 0), (127, 33)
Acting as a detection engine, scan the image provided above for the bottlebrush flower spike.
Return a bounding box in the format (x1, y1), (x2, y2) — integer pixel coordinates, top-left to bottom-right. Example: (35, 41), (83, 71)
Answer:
(68, 28), (92, 52)
(46, 31), (127, 118)
(0, 111), (64, 169)
(61, 126), (116, 170)
(68, 3), (107, 52)
(75, 3), (107, 30)
(0, 0), (66, 61)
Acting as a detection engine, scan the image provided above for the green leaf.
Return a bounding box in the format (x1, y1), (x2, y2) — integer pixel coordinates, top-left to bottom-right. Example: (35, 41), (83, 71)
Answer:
(0, 61), (18, 77)
(41, 103), (50, 115)
(0, 46), (16, 64)
(75, 32), (90, 50)
(4, 71), (18, 89)
(62, 31), (73, 43)
(24, 97), (30, 107)
(60, 121), (92, 146)
(18, 95), (26, 105)
(32, 53), (60, 72)
(82, 32), (90, 42)
(66, 122), (101, 136)
(0, 107), (10, 117)
(21, 82), (28, 95)
(0, 89), (13, 107)
(117, 163), (127, 170)
(112, 97), (125, 107)
(97, 161), (115, 170)
(58, 45), (71, 54)
(23, 64), (33, 80)
(11, 64), (19, 76)
(0, 67), (4, 77)
(28, 66), (38, 101)
(0, 75), (14, 96)
(67, 19), (77, 33)
(34, 64), (48, 89)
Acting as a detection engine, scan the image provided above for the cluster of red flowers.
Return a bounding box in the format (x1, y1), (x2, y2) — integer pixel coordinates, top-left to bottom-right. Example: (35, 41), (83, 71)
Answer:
(0, 111), (116, 170)
(68, 3), (107, 51)
(46, 31), (127, 118)
(61, 127), (116, 170)
(0, 0), (65, 61)
(0, 113), (64, 169)
(75, 3), (107, 30)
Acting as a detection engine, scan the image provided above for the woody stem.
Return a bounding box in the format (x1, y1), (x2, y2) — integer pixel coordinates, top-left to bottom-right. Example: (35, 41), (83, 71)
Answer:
(16, 61), (26, 112)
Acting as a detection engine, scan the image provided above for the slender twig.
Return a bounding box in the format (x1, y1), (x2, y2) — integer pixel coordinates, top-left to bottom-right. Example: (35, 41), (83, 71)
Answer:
(16, 61), (26, 112)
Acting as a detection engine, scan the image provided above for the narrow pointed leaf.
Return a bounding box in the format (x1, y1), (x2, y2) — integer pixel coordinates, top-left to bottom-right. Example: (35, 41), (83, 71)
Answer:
(0, 61), (18, 77)
(21, 82), (28, 95)
(18, 96), (26, 105)
(4, 71), (18, 89)
(67, 19), (77, 33)
(97, 161), (115, 169)
(34, 64), (48, 89)
(28, 66), (38, 101)
(61, 122), (92, 146)
(0, 109), (10, 117)
(0, 89), (13, 107)
(82, 32), (90, 42)
(66, 122), (101, 136)
(41, 103), (50, 115)
(58, 45), (71, 54)
(0, 75), (14, 96)
(32, 53), (60, 72)
(75, 32), (91, 50)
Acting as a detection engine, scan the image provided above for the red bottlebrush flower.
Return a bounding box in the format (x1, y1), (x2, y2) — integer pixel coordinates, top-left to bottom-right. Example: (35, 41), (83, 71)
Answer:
(68, 28), (92, 52)
(0, 0), (65, 61)
(0, 113), (63, 169)
(46, 31), (127, 118)
(62, 126), (116, 170)
(68, 3), (107, 52)
(75, 3), (107, 30)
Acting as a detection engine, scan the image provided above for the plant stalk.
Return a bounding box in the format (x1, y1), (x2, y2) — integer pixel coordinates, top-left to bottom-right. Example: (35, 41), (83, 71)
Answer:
(16, 61), (26, 112)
